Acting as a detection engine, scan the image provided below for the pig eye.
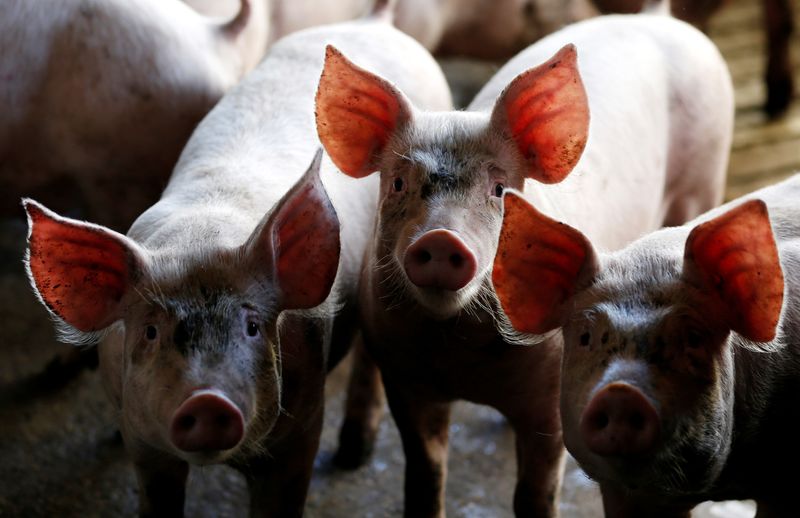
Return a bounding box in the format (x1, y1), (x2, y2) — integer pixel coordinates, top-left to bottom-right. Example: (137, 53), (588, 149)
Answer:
(145, 325), (158, 341)
(579, 332), (591, 346)
(493, 182), (505, 197)
(246, 321), (259, 337)
(392, 177), (405, 193)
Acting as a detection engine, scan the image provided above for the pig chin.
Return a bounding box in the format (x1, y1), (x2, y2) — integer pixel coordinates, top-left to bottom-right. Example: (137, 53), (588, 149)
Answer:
(407, 280), (483, 319)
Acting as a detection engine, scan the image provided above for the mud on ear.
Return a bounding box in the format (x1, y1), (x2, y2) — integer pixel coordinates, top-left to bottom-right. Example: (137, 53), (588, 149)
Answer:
(315, 45), (412, 178)
(683, 199), (784, 343)
(492, 191), (597, 335)
(245, 150), (341, 310)
(24, 199), (146, 334)
(490, 44), (589, 184)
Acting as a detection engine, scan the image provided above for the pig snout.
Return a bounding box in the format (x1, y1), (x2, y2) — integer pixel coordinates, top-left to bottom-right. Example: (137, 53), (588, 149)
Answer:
(170, 390), (244, 453)
(403, 229), (477, 291)
(580, 382), (660, 457)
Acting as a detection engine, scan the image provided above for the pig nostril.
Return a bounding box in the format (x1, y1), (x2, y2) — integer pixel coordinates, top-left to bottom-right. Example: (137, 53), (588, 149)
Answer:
(450, 253), (463, 268)
(416, 250), (432, 264)
(592, 412), (609, 430)
(216, 414), (231, 428)
(178, 415), (196, 431)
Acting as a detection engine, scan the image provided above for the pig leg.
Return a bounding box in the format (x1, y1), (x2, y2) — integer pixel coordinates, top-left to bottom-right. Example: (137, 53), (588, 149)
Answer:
(239, 408), (323, 518)
(506, 413), (566, 517)
(754, 501), (796, 517)
(334, 334), (386, 469)
(384, 380), (450, 518)
(130, 447), (189, 517)
(600, 482), (691, 518)
(764, 0), (795, 117)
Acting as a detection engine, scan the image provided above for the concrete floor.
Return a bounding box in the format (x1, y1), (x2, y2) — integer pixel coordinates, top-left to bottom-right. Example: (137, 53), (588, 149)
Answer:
(1, 0), (798, 515)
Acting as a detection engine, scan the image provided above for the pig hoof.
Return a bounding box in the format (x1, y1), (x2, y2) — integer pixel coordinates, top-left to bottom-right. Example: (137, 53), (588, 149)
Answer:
(333, 419), (375, 470)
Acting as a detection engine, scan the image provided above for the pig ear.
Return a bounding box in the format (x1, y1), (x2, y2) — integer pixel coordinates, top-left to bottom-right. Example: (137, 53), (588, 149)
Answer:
(245, 150), (341, 310)
(492, 191), (597, 334)
(315, 45), (412, 178)
(490, 44), (589, 184)
(23, 199), (145, 333)
(682, 199), (784, 343)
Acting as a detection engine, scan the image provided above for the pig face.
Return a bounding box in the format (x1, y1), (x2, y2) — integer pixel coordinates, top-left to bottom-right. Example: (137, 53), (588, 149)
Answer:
(113, 253), (283, 465)
(493, 193), (784, 493)
(25, 152), (340, 465)
(315, 45), (588, 318)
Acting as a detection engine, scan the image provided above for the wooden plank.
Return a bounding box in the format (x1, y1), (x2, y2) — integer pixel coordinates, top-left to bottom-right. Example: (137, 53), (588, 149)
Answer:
(728, 137), (800, 178)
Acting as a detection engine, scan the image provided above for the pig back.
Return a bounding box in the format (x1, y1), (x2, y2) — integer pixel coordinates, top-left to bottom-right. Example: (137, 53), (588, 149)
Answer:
(469, 14), (732, 251)
(124, 18), (453, 364)
(0, 0), (249, 230)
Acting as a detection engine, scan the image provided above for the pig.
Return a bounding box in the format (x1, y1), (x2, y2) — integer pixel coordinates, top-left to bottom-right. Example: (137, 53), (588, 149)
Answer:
(186, 0), (373, 47)
(23, 6), (452, 516)
(1, 0), (267, 230)
(392, 0), (601, 60)
(316, 12), (733, 517)
(492, 174), (800, 517)
(593, 0), (796, 117)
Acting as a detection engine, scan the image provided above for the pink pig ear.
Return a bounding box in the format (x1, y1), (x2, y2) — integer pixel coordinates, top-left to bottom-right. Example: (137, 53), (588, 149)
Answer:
(24, 200), (145, 333)
(683, 199), (784, 343)
(492, 191), (597, 334)
(245, 150), (340, 310)
(315, 45), (412, 178)
(490, 44), (589, 184)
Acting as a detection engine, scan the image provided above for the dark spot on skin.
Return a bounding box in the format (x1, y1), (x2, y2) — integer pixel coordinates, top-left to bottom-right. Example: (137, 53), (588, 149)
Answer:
(173, 319), (196, 356)
(419, 152), (471, 200)
(601, 332), (609, 344)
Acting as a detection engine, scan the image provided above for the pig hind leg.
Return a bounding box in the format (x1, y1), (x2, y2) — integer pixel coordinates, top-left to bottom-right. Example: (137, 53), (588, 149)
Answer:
(764, 0), (795, 118)
(334, 335), (386, 469)
(384, 381), (451, 517)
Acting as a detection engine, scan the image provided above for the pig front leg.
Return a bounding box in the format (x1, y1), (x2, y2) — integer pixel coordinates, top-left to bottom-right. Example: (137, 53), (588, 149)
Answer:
(507, 412), (566, 517)
(599, 482), (691, 518)
(239, 409), (323, 518)
(129, 447), (189, 518)
(334, 334), (386, 469)
(384, 379), (451, 518)
(754, 501), (797, 518)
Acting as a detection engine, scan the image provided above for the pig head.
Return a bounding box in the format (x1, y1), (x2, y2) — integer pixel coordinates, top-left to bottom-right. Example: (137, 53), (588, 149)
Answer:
(315, 43), (588, 319)
(493, 191), (786, 498)
(24, 153), (339, 467)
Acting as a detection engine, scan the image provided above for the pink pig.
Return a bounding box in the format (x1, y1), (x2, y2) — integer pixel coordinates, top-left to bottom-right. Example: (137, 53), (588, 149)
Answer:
(493, 174), (800, 517)
(316, 12), (732, 517)
(1, 0), (268, 230)
(23, 7), (451, 516)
